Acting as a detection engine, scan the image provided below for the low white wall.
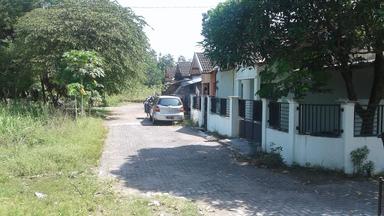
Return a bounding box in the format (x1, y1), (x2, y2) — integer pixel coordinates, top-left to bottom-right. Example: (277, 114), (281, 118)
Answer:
(207, 113), (231, 137)
(294, 135), (345, 170)
(266, 128), (291, 163)
(190, 108), (202, 127)
(345, 137), (384, 174)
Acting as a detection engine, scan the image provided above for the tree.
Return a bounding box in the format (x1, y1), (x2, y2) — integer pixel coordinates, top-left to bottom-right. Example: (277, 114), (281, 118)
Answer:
(202, 0), (384, 135)
(144, 50), (164, 87)
(14, 0), (148, 105)
(62, 50), (104, 115)
(177, 55), (186, 62)
(158, 53), (175, 72)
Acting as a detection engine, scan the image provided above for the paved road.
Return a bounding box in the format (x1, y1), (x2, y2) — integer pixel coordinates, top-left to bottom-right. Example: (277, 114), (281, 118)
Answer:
(99, 103), (377, 216)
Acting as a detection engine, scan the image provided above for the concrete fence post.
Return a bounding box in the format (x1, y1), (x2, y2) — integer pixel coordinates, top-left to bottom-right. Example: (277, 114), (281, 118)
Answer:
(190, 94), (194, 112)
(342, 102), (356, 174)
(229, 96), (240, 137)
(286, 99), (298, 165)
(198, 95), (205, 128)
(207, 96), (211, 130)
(261, 98), (269, 152)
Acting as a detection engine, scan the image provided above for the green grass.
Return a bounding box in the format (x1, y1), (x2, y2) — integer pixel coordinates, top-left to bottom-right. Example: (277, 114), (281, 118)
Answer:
(106, 85), (162, 106)
(0, 102), (199, 215)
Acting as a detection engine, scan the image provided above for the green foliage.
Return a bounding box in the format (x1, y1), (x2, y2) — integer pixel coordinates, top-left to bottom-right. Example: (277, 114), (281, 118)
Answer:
(144, 50), (164, 87)
(106, 84), (162, 106)
(14, 0), (148, 97)
(0, 103), (199, 215)
(251, 144), (285, 169)
(350, 146), (374, 176)
(202, 0), (384, 100)
(157, 53), (175, 72)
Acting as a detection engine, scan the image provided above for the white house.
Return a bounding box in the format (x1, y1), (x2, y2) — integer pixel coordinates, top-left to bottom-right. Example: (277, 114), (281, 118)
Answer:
(191, 59), (384, 174)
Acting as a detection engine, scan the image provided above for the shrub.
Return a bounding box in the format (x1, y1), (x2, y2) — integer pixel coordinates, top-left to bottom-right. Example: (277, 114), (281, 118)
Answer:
(350, 146), (374, 176)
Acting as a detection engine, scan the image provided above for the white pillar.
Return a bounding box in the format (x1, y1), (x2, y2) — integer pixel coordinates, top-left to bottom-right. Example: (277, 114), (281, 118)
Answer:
(261, 98), (268, 152)
(286, 99), (298, 165)
(229, 96), (240, 137)
(199, 95), (205, 128)
(207, 96), (211, 131)
(342, 102), (355, 174)
(190, 95), (194, 112)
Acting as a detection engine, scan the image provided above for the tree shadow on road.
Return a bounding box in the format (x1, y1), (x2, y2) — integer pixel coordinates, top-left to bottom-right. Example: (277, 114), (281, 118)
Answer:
(109, 144), (376, 215)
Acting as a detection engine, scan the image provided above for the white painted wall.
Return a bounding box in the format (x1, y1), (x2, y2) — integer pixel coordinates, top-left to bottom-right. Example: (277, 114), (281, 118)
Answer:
(190, 108), (202, 127)
(345, 137), (384, 174)
(216, 70), (235, 98)
(265, 128), (291, 163)
(294, 135), (345, 170)
(190, 95), (204, 128)
(207, 113), (232, 136)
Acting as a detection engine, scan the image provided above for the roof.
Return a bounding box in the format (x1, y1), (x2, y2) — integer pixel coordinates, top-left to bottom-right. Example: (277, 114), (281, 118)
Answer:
(180, 76), (202, 87)
(165, 66), (176, 81)
(196, 52), (214, 74)
(175, 62), (192, 79)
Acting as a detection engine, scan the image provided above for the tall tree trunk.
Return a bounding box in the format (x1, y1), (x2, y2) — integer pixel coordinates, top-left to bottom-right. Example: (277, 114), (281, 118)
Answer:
(361, 52), (384, 135)
(40, 75), (47, 104)
(341, 53), (384, 135)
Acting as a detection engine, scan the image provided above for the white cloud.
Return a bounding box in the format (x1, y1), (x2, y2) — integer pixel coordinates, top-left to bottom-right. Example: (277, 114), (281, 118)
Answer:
(117, 0), (225, 59)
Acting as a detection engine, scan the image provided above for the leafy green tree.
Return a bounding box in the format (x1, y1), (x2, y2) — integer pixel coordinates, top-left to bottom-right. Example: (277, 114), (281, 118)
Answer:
(202, 0), (384, 134)
(62, 50), (104, 115)
(158, 53), (175, 72)
(14, 0), (148, 105)
(144, 50), (164, 87)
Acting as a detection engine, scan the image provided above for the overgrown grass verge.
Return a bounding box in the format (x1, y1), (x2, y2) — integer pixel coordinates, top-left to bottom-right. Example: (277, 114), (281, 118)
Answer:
(0, 103), (199, 215)
(106, 85), (162, 106)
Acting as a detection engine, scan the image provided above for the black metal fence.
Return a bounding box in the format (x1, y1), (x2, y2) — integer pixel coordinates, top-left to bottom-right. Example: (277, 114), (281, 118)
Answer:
(192, 96), (201, 110)
(297, 104), (343, 137)
(238, 99), (262, 121)
(238, 99), (263, 143)
(354, 105), (384, 137)
(210, 97), (229, 117)
(268, 101), (289, 132)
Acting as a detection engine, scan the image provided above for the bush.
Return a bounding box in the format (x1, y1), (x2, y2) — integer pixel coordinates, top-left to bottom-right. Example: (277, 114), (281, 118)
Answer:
(251, 145), (285, 169)
(350, 146), (374, 176)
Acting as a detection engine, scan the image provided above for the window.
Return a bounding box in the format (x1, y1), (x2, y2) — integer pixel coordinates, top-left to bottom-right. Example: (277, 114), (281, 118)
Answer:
(158, 98), (182, 106)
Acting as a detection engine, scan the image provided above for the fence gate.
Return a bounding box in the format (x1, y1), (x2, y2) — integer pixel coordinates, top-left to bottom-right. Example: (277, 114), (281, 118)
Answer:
(239, 100), (263, 144)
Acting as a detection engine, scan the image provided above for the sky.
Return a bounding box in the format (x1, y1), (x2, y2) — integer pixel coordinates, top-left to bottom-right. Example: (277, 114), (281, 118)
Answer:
(117, 0), (225, 60)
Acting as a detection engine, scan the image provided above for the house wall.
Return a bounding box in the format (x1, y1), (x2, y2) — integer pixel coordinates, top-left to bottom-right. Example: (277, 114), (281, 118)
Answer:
(216, 70), (235, 98)
(235, 66), (261, 100)
(210, 72), (216, 96)
(202, 73), (210, 84)
(302, 65), (374, 103)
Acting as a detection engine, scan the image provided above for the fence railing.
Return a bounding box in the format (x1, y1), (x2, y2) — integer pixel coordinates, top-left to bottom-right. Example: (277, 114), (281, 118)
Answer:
(210, 97), (229, 117)
(297, 104), (343, 137)
(238, 99), (262, 121)
(354, 105), (384, 137)
(192, 96), (201, 110)
(268, 101), (289, 132)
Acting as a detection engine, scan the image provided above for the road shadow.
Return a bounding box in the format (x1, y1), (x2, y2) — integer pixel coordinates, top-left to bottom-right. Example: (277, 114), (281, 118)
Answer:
(110, 144), (376, 215)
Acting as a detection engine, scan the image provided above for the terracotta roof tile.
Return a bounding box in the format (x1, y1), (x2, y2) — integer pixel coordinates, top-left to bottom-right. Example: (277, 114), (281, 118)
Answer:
(196, 52), (214, 74)
(175, 62), (192, 79)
